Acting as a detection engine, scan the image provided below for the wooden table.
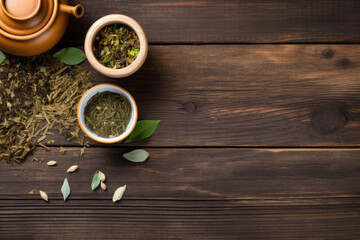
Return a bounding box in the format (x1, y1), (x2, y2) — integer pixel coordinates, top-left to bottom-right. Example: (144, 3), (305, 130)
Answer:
(1, 1), (360, 239)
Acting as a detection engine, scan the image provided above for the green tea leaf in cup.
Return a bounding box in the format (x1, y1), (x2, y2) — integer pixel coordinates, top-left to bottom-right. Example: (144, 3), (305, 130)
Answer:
(84, 91), (132, 138)
(125, 120), (161, 143)
(91, 171), (101, 191)
(0, 50), (6, 65)
(123, 149), (149, 162)
(53, 47), (86, 65)
(93, 24), (140, 69)
(61, 178), (71, 201)
(128, 49), (135, 56)
(113, 185), (127, 202)
(102, 55), (113, 64)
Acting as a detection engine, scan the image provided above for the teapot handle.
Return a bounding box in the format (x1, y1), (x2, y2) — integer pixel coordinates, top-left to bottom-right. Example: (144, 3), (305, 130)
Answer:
(60, 4), (84, 18)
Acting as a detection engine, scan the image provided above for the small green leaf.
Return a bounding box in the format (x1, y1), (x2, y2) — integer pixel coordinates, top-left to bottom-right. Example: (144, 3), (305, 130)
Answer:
(123, 149), (149, 163)
(104, 46), (109, 53)
(61, 178), (70, 201)
(53, 47), (86, 65)
(102, 55), (113, 63)
(128, 49), (135, 56)
(91, 171), (100, 191)
(113, 185), (126, 202)
(0, 51), (6, 65)
(125, 120), (161, 143)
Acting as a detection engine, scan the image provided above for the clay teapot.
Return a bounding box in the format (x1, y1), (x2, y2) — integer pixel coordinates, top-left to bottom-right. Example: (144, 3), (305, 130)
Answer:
(0, 0), (84, 56)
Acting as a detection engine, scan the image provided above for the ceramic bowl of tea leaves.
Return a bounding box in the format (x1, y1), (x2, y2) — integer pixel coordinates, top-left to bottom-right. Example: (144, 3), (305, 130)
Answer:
(84, 14), (148, 78)
(77, 84), (138, 143)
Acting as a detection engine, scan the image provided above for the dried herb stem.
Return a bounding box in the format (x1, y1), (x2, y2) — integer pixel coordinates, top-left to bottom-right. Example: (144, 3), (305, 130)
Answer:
(0, 54), (93, 164)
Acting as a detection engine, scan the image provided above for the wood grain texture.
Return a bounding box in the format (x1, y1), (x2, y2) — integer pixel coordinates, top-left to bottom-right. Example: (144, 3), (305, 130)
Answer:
(46, 44), (360, 147)
(0, 200), (359, 240)
(2, 1), (360, 239)
(1, 148), (360, 239)
(63, 0), (360, 44)
(2, 147), (360, 199)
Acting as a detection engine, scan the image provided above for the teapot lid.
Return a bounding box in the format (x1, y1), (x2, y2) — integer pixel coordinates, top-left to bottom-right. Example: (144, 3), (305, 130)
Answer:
(0, 0), (57, 37)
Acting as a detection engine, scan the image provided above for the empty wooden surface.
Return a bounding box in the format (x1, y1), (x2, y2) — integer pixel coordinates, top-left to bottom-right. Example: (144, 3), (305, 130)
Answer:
(65, 0), (360, 43)
(2, 0), (360, 239)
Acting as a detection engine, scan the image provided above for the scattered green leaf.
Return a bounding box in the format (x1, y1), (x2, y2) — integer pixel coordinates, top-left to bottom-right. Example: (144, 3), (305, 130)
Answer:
(123, 149), (149, 163)
(0, 51), (6, 65)
(91, 171), (100, 191)
(61, 178), (70, 201)
(113, 185), (127, 202)
(125, 120), (161, 143)
(53, 47), (86, 65)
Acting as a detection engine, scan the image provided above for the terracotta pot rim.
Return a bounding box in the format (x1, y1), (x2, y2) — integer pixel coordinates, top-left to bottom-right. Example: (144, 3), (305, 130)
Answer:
(84, 14), (148, 78)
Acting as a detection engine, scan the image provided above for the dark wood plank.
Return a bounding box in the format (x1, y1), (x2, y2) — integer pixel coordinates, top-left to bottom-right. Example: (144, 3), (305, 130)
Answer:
(1, 148), (360, 239)
(63, 0), (360, 44)
(1, 148), (360, 199)
(0, 199), (360, 239)
(47, 44), (360, 147)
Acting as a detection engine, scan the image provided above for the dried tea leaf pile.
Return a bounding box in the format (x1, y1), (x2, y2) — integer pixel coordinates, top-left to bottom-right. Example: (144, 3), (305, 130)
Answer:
(0, 54), (92, 164)
(93, 24), (140, 69)
(84, 91), (131, 138)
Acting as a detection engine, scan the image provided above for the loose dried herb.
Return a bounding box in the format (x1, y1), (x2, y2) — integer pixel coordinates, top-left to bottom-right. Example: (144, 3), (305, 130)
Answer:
(84, 91), (132, 138)
(80, 146), (85, 157)
(0, 54), (92, 164)
(59, 147), (67, 155)
(93, 24), (140, 69)
(125, 120), (161, 143)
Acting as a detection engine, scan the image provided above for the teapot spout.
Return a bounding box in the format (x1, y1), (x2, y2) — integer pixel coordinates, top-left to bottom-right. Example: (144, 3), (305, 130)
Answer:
(60, 4), (84, 18)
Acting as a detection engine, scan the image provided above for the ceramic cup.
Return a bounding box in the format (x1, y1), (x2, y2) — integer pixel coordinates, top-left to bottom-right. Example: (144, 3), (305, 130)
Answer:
(84, 14), (148, 78)
(77, 84), (138, 144)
